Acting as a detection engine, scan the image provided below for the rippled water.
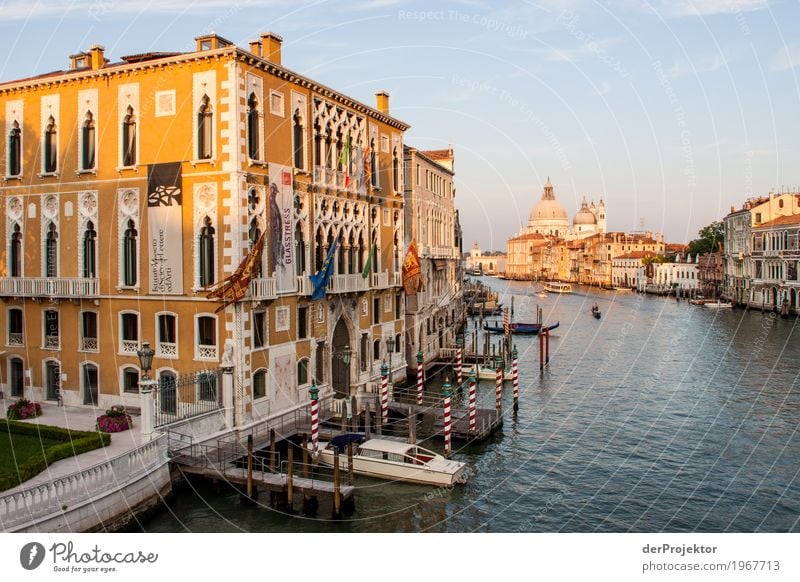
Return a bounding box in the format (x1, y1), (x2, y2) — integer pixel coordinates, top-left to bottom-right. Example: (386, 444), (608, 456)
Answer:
(140, 279), (800, 532)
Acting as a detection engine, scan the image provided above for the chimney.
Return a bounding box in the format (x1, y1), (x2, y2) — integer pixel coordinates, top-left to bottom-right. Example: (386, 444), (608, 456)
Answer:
(260, 32), (282, 65)
(89, 44), (105, 70)
(249, 40), (262, 56)
(375, 91), (390, 114)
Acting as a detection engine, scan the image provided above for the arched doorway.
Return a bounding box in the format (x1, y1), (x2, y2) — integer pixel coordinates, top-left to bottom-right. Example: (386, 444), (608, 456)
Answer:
(771, 287), (778, 309)
(82, 363), (98, 406)
(791, 289), (797, 313)
(332, 318), (351, 398)
(45, 361), (60, 401)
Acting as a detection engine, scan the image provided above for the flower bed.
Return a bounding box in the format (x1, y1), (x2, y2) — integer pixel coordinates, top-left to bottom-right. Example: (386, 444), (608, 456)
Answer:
(6, 398), (43, 420)
(96, 405), (133, 433)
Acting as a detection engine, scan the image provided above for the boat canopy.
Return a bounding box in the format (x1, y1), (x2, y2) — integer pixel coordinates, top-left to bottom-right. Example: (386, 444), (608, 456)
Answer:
(329, 433), (365, 452)
(358, 439), (416, 455)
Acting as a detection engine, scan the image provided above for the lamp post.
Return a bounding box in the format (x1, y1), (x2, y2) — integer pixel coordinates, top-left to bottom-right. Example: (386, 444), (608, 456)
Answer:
(335, 345), (351, 398)
(136, 341), (156, 438)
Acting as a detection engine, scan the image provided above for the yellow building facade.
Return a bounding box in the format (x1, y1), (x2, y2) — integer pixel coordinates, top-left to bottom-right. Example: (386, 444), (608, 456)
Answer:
(0, 33), (408, 423)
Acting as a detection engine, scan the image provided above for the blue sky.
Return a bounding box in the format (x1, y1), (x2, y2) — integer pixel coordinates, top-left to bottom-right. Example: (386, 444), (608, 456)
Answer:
(1, 0), (798, 249)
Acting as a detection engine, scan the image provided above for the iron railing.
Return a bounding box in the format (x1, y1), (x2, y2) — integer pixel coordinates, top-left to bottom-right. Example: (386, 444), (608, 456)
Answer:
(154, 369), (223, 428)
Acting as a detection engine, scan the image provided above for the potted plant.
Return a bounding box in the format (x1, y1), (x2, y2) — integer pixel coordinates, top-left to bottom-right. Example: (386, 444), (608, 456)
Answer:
(96, 405), (133, 433)
(6, 398), (43, 420)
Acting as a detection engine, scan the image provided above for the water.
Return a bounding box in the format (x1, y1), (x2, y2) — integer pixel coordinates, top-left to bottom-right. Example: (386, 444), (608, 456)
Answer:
(140, 279), (800, 532)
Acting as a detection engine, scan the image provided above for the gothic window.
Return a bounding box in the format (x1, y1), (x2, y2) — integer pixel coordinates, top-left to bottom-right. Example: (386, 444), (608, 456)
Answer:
(249, 218), (262, 278)
(10, 224), (22, 277)
(370, 138), (378, 187)
(81, 111), (95, 170)
(8, 121), (21, 176)
(122, 106), (136, 167)
(313, 121), (321, 167)
(199, 216), (215, 287)
(43, 116), (57, 173)
(197, 95), (213, 160)
(293, 110), (304, 169)
(45, 223), (58, 278)
(83, 221), (97, 278)
(392, 147), (399, 192)
(247, 93), (260, 160)
(315, 228), (324, 272)
(123, 219), (138, 286)
(295, 223), (306, 276)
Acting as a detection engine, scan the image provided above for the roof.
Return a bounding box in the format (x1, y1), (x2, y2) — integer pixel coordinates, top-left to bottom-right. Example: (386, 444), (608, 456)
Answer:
(120, 52), (183, 64)
(665, 243), (688, 252)
(614, 251), (653, 259)
(508, 233), (547, 243)
(754, 213), (800, 228)
(421, 148), (452, 161)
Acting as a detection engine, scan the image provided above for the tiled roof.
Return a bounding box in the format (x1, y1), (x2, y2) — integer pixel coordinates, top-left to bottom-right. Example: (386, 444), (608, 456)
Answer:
(755, 213), (800, 228)
(421, 149), (452, 161)
(613, 251), (652, 259)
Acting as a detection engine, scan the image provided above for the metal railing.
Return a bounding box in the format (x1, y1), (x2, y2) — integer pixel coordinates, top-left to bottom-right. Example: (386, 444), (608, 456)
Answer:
(154, 369), (223, 428)
(0, 277), (99, 298)
(0, 435), (167, 532)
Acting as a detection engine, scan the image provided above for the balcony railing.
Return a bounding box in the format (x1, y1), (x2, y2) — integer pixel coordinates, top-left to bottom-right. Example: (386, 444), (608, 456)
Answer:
(0, 277), (99, 298)
(393, 272), (402, 287)
(197, 344), (218, 360)
(249, 277), (277, 301)
(297, 275), (312, 296)
(81, 337), (98, 352)
(158, 341), (177, 357)
(430, 246), (454, 258)
(371, 271), (389, 289)
(44, 335), (59, 349)
(121, 340), (139, 355)
(328, 274), (368, 293)
(313, 165), (356, 193)
(8, 333), (23, 346)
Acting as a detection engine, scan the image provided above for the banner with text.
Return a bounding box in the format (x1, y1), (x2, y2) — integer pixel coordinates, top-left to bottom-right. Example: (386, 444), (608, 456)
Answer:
(147, 162), (183, 295)
(268, 163), (296, 293)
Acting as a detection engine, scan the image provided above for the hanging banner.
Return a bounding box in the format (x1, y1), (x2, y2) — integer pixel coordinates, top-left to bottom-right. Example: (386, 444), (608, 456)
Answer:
(402, 240), (425, 296)
(147, 162), (183, 295)
(268, 163), (296, 293)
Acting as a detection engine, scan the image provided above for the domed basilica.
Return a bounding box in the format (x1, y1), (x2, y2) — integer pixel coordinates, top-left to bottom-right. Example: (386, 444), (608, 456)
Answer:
(522, 177), (605, 240)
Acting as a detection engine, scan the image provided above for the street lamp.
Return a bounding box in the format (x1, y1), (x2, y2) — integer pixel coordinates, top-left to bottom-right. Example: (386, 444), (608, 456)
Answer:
(336, 345), (352, 365)
(137, 341), (155, 381)
(385, 336), (394, 364)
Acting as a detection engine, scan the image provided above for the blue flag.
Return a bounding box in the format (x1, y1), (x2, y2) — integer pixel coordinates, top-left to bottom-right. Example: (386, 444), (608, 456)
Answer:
(310, 238), (339, 301)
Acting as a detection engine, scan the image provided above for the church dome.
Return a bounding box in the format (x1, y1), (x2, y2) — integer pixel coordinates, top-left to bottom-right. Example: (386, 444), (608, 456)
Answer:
(528, 177), (569, 225)
(573, 198), (597, 226)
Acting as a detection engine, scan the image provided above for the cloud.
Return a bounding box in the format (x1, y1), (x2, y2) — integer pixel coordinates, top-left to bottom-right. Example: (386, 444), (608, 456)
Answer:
(664, 52), (729, 78)
(645, 0), (769, 18)
(527, 36), (626, 63)
(770, 43), (800, 72)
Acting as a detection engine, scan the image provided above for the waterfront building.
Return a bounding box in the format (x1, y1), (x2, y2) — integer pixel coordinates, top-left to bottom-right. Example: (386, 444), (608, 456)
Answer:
(636, 254), (698, 295)
(750, 213), (800, 312)
(697, 252), (724, 299)
(465, 242), (507, 275)
(403, 146), (464, 370)
(506, 234), (548, 279)
(611, 251), (654, 288)
(0, 33), (408, 421)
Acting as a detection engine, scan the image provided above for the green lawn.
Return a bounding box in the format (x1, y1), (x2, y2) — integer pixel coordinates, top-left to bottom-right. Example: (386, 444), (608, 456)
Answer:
(0, 420), (110, 492)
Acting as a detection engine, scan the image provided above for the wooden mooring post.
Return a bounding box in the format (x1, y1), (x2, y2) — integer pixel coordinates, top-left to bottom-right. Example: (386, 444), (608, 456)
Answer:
(347, 442), (354, 486)
(333, 451), (342, 519)
(286, 444), (294, 512)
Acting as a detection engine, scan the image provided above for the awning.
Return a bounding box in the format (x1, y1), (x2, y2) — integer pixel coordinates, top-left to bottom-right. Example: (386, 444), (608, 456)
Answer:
(432, 259), (447, 271)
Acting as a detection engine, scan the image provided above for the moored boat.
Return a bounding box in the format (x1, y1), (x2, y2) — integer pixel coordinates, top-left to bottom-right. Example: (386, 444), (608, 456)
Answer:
(472, 364), (512, 382)
(482, 321), (560, 335)
(313, 435), (467, 486)
(703, 300), (733, 309)
(543, 281), (572, 293)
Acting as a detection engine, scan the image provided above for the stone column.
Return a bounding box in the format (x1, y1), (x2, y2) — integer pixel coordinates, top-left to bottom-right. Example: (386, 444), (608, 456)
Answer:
(222, 366), (234, 430)
(139, 379), (157, 440)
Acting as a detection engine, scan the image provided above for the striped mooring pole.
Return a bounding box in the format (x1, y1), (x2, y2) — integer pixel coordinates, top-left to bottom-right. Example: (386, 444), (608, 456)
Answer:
(416, 350), (424, 406)
(456, 338), (463, 389)
(380, 361), (389, 426)
(495, 355), (503, 412)
(443, 380), (452, 458)
(512, 345), (519, 412)
(468, 369), (477, 432)
(310, 382), (320, 459)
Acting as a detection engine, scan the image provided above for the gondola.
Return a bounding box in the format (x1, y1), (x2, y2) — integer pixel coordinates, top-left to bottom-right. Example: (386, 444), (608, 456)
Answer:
(482, 321), (560, 335)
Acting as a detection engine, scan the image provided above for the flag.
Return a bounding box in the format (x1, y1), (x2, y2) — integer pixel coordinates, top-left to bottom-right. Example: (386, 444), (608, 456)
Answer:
(402, 240), (425, 296)
(338, 134), (352, 186)
(361, 242), (376, 279)
(206, 231), (266, 312)
(310, 238), (339, 301)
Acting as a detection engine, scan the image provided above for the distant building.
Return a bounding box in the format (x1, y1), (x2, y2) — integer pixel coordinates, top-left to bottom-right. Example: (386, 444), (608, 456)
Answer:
(465, 242), (507, 275)
(612, 251), (655, 288)
(697, 252), (724, 298)
(636, 254), (698, 295)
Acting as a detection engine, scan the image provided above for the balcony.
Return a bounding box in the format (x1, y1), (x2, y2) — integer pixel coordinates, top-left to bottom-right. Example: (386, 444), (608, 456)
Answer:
(328, 274), (368, 294)
(371, 272), (389, 289)
(44, 335), (59, 350)
(81, 337), (98, 352)
(197, 344), (218, 360)
(393, 272), (402, 286)
(313, 165), (356, 193)
(157, 341), (177, 358)
(429, 246), (454, 259)
(249, 277), (277, 301)
(8, 333), (23, 346)
(121, 340), (138, 355)
(297, 275), (312, 296)
(0, 277), (99, 299)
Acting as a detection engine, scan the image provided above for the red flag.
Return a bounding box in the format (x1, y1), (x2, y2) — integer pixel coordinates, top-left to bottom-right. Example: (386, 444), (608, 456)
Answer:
(206, 231), (266, 311)
(402, 240), (425, 296)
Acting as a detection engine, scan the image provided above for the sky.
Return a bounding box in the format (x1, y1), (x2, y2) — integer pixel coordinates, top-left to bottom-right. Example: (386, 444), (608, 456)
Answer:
(1, 0), (798, 250)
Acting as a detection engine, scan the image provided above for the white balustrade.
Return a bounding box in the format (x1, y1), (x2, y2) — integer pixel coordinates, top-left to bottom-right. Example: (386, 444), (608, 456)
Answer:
(249, 277), (277, 300)
(157, 342), (177, 357)
(198, 344), (218, 360)
(0, 277), (99, 298)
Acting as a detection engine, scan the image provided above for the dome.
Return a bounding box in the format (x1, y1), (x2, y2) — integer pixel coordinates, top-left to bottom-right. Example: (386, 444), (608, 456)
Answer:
(573, 198), (597, 226)
(529, 199), (569, 223)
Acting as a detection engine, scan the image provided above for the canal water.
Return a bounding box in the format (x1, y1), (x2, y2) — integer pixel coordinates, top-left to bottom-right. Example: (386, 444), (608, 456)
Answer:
(140, 278), (800, 532)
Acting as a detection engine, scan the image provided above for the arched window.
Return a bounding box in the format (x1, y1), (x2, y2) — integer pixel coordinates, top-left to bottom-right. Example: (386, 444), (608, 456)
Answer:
(295, 222), (306, 276)
(247, 93), (259, 160)
(8, 308), (23, 346)
(370, 138), (378, 187)
(373, 339), (381, 361)
(199, 216), (215, 287)
(315, 228), (324, 272)
(253, 369), (267, 400)
(83, 221), (97, 278)
(297, 359), (309, 386)
(249, 218), (262, 278)
(123, 219), (138, 286)
(81, 111), (95, 170)
(122, 106), (136, 167)
(196, 315), (217, 360)
(44, 116), (57, 173)
(293, 110), (304, 169)
(392, 147), (399, 192)
(45, 222), (58, 278)
(9, 357), (24, 397)
(122, 366), (140, 394)
(8, 121), (21, 176)
(10, 223), (22, 277)
(197, 95), (213, 159)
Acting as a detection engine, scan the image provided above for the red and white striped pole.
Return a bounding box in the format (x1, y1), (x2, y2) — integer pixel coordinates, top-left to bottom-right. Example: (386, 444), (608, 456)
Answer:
(310, 383), (320, 459)
(468, 369), (477, 432)
(380, 361), (389, 426)
(416, 350), (424, 406)
(443, 380), (452, 458)
(495, 355), (503, 413)
(512, 345), (519, 413)
(456, 340), (463, 389)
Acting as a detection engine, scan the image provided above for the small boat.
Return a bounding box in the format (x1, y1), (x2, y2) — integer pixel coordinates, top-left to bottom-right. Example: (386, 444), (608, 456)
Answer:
(483, 321), (560, 335)
(601, 285), (617, 291)
(543, 281), (573, 294)
(313, 435), (467, 486)
(472, 364), (511, 382)
(591, 304), (601, 319)
(535, 292), (548, 299)
(703, 300), (732, 309)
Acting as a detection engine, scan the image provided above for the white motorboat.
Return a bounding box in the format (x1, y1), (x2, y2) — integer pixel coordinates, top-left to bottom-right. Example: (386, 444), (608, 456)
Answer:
(313, 435), (467, 486)
(543, 281), (573, 293)
(472, 364), (511, 382)
(703, 300), (732, 309)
